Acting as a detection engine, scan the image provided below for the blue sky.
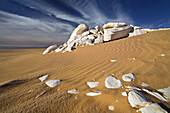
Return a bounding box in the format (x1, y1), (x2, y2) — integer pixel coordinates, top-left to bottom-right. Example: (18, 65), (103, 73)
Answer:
(0, 0), (170, 47)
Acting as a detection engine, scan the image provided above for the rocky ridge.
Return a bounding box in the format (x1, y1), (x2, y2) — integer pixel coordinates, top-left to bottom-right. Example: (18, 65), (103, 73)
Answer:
(43, 22), (148, 54)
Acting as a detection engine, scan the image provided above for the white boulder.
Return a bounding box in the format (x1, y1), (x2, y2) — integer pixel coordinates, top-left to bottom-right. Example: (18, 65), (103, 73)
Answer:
(39, 75), (49, 82)
(128, 90), (152, 108)
(105, 76), (122, 88)
(129, 29), (147, 37)
(87, 82), (99, 88)
(158, 86), (170, 99)
(43, 45), (57, 55)
(45, 80), (61, 87)
(86, 91), (102, 96)
(67, 24), (88, 43)
(67, 89), (79, 94)
(82, 31), (90, 36)
(110, 60), (117, 62)
(122, 73), (136, 82)
(139, 103), (167, 113)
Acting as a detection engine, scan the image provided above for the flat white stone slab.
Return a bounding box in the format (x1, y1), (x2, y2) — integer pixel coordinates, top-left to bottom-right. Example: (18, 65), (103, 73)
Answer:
(122, 92), (127, 96)
(122, 73), (136, 82)
(110, 60), (117, 62)
(87, 82), (99, 88)
(105, 76), (122, 88)
(142, 82), (149, 87)
(128, 90), (152, 108)
(158, 86), (170, 99)
(86, 91), (102, 96)
(139, 103), (167, 113)
(39, 75), (49, 82)
(45, 80), (61, 87)
(143, 89), (168, 102)
(108, 106), (114, 111)
(67, 89), (78, 94)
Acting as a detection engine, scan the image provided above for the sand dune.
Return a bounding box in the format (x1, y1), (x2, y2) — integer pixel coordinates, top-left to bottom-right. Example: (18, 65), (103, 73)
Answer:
(0, 30), (170, 113)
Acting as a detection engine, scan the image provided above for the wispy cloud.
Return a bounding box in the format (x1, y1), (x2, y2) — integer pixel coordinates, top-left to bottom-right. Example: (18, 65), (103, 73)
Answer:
(0, 0), (134, 47)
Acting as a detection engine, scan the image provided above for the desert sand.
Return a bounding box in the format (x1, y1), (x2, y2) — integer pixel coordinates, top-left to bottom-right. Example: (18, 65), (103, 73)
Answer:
(0, 30), (170, 113)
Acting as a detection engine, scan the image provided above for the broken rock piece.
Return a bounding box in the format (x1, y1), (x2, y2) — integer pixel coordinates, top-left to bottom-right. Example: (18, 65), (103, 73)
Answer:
(108, 106), (114, 111)
(67, 89), (78, 94)
(45, 80), (61, 87)
(122, 73), (136, 82)
(39, 75), (49, 82)
(105, 76), (122, 88)
(139, 103), (167, 113)
(43, 45), (57, 55)
(86, 91), (102, 96)
(122, 92), (127, 96)
(142, 82), (149, 87)
(158, 86), (170, 99)
(128, 90), (152, 108)
(87, 82), (99, 88)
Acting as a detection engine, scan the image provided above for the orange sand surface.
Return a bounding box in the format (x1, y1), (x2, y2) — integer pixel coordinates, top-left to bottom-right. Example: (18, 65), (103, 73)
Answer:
(0, 30), (170, 113)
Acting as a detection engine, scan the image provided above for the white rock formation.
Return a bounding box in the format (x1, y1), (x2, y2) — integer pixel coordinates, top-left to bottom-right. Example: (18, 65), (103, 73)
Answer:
(122, 92), (127, 96)
(45, 80), (61, 87)
(128, 90), (152, 108)
(43, 22), (150, 54)
(39, 75), (49, 82)
(67, 89), (79, 94)
(43, 45), (57, 55)
(142, 89), (168, 102)
(108, 106), (114, 111)
(86, 91), (102, 96)
(87, 82), (99, 88)
(122, 73), (136, 82)
(67, 24), (88, 43)
(129, 28), (147, 37)
(158, 86), (170, 99)
(139, 103), (167, 113)
(142, 82), (149, 87)
(103, 23), (132, 41)
(105, 76), (122, 88)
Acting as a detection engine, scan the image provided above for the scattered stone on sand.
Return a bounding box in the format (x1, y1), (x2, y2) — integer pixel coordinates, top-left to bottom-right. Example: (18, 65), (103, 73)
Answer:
(35, 91), (46, 99)
(158, 86), (170, 99)
(122, 73), (136, 82)
(126, 86), (142, 91)
(122, 92), (127, 96)
(57, 88), (60, 91)
(75, 96), (78, 99)
(105, 76), (122, 88)
(28, 90), (33, 92)
(142, 89), (168, 102)
(67, 89), (79, 94)
(108, 106), (114, 111)
(136, 110), (139, 112)
(142, 82), (149, 87)
(116, 100), (118, 102)
(43, 45), (57, 55)
(110, 60), (117, 62)
(133, 58), (136, 60)
(87, 82), (99, 88)
(128, 90), (152, 108)
(86, 91), (102, 96)
(139, 103), (168, 113)
(161, 54), (165, 56)
(45, 80), (61, 87)
(39, 75), (49, 82)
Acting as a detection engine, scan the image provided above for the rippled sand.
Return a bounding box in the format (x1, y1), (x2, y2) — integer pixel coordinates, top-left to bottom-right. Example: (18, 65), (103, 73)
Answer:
(0, 30), (170, 113)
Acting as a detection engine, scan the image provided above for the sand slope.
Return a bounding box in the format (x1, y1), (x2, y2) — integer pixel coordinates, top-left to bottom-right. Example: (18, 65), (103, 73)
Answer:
(0, 30), (170, 113)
